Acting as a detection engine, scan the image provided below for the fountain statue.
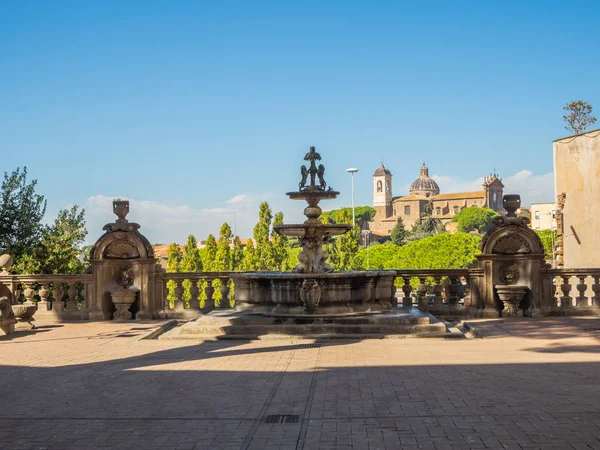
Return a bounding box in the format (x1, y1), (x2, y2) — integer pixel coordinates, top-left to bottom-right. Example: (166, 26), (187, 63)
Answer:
(231, 147), (398, 316)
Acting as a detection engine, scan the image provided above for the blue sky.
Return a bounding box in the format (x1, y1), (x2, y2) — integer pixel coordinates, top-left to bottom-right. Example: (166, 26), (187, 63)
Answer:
(1, 1), (599, 243)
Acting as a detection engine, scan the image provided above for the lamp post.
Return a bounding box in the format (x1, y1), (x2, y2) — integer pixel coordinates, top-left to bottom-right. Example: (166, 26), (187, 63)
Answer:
(347, 168), (359, 225)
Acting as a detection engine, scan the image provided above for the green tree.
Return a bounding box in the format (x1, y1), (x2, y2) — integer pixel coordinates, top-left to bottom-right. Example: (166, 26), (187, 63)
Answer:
(0, 167), (47, 257)
(180, 235), (202, 272)
(271, 212), (289, 271)
(214, 223), (233, 271)
(329, 209), (360, 271)
(451, 207), (499, 233)
(241, 238), (258, 271)
(563, 100), (597, 135)
(166, 243), (183, 273)
(535, 229), (557, 260)
(203, 234), (217, 271)
(355, 233), (481, 270)
(253, 202), (276, 270)
(322, 206), (375, 224)
(390, 217), (407, 246)
(231, 236), (244, 271)
(13, 206), (88, 274)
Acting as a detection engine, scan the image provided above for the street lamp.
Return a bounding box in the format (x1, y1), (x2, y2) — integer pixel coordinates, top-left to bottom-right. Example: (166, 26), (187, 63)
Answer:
(347, 168), (359, 225)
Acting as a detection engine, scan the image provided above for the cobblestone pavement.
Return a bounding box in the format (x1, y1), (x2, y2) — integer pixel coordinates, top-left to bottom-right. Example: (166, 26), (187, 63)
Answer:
(2, 318), (600, 449)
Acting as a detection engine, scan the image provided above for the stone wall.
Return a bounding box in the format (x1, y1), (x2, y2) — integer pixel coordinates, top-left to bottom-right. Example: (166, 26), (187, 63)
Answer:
(553, 129), (600, 268)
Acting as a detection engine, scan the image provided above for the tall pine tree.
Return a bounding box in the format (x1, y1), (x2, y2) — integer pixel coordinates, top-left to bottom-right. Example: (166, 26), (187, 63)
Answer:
(203, 234), (217, 272)
(231, 235), (244, 271)
(166, 243), (183, 273)
(180, 235), (202, 272)
(253, 202), (276, 270)
(214, 223), (233, 271)
(271, 212), (288, 271)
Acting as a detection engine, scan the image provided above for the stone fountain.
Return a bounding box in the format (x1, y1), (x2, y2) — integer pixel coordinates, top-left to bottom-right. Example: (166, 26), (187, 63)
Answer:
(164, 147), (447, 339)
(109, 266), (139, 320)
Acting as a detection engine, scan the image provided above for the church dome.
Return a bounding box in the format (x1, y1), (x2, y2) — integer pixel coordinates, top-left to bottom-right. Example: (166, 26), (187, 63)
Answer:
(373, 163), (392, 177)
(409, 163), (440, 195)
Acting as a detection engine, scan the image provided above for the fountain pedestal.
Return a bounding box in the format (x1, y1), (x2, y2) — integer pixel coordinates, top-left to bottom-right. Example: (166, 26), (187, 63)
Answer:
(110, 289), (138, 321)
(495, 285), (528, 317)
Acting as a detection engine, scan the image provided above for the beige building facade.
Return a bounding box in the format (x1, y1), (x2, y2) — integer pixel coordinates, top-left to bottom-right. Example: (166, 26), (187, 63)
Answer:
(553, 129), (600, 268)
(369, 162), (505, 236)
(530, 202), (557, 231)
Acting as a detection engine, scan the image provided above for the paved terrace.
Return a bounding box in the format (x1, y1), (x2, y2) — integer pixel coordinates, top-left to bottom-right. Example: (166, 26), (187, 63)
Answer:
(3, 319), (600, 450)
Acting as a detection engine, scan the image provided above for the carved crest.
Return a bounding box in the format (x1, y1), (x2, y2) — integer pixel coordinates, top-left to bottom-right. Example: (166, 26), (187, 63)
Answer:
(498, 263), (521, 285)
(492, 231), (531, 255)
(104, 239), (140, 259)
(117, 266), (135, 288)
(299, 279), (322, 313)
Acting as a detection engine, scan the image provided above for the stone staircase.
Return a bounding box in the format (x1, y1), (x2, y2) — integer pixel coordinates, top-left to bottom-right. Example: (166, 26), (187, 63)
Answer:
(158, 307), (461, 340)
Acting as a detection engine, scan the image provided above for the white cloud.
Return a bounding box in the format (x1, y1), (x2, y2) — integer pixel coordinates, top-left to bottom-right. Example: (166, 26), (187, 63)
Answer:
(83, 193), (305, 245)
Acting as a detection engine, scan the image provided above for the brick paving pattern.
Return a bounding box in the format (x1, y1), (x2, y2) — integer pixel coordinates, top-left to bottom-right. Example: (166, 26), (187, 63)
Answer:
(2, 318), (600, 449)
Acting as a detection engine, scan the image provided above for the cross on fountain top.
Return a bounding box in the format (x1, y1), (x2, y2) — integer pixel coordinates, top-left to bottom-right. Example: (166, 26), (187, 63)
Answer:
(299, 146), (332, 192)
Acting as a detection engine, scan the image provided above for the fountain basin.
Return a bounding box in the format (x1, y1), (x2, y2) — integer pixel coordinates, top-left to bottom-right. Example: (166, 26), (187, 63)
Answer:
(110, 288), (139, 321)
(495, 285), (527, 317)
(232, 271), (397, 316)
(12, 303), (37, 330)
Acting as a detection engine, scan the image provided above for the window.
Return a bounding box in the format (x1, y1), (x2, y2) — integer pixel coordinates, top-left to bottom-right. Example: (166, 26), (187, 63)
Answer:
(426, 192), (431, 198)
(435, 207), (441, 215)
(385, 181), (390, 193)
(393, 208), (396, 216)
(552, 210), (556, 218)
(535, 211), (540, 220)
(453, 205), (459, 214)
(377, 181), (382, 193)
(404, 205), (410, 215)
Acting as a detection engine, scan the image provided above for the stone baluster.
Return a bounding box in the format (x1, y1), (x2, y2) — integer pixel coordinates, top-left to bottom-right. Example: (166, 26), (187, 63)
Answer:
(560, 276), (573, 310)
(592, 275), (600, 308)
(37, 284), (50, 312)
(204, 278), (215, 310)
(576, 275), (589, 307)
(219, 279), (230, 308)
(22, 284), (36, 305)
(462, 278), (472, 308)
(163, 281), (172, 311)
(52, 283), (64, 313)
(67, 282), (77, 312)
(447, 276), (460, 308)
(172, 280), (185, 311)
(188, 279), (201, 310)
(432, 276), (444, 308)
(402, 276), (412, 307)
(416, 277), (428, 310)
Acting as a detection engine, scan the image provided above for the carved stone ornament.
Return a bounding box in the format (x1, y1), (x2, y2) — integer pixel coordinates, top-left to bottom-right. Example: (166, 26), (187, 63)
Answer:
(492, 231), (531, 255)
(299, 279), (322, 313)
(104, 239), (140, 259)
(499, 263), (520, 285)
(117, 266), (135, 288)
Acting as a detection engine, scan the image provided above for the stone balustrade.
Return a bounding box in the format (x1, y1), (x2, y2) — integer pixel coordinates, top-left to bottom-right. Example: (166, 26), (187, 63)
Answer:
(394, 269), (471, 315)
(544, 268), (600, 314)
(0, 274), (93, 320)
(158, 272), (234, 318)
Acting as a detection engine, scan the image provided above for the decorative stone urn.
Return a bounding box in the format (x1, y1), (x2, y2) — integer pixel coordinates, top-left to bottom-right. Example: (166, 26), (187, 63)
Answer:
(0, 254), (13, 275)
(109, 266), (139, 320)
(495, 285), (528, 317)
(12, 302), (37, 330)
(113, 199), (130, 224)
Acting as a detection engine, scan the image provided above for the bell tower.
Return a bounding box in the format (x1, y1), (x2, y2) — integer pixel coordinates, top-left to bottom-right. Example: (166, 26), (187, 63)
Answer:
(373, 163), (393, 219)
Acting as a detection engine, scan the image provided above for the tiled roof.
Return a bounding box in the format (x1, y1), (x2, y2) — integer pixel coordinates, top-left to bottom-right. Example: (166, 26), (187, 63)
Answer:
(153, 244), (185, 258)
(433, 191), (485, 200)
(393, 195), (427, 202)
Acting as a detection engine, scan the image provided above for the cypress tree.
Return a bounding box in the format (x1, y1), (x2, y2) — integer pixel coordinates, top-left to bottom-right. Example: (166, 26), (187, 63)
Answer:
(271, 212), (288, 271)
(203, 234), (217, 272)
(214, 223), (233, 271)
(253, 202), (276, 270)
(180, 234), (202, 272)
(166, 243), (183, 273)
